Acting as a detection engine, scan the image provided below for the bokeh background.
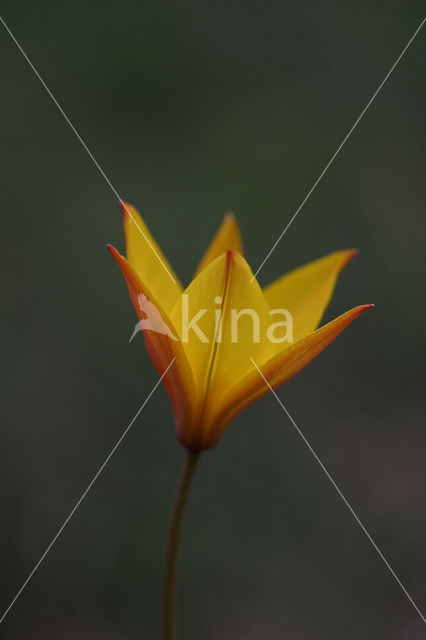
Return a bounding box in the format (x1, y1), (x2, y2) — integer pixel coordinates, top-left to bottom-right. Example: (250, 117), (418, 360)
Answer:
(1, 2), (425, 638)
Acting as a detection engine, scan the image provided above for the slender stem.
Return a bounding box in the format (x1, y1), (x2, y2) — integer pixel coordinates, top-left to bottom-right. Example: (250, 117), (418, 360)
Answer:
(163, 450), (200, 640)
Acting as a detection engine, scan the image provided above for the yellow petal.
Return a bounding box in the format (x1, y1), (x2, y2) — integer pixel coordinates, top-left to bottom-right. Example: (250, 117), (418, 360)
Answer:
(121, 201), (182, 314)
(263, 249), (358, 342)
(108, 245), (196, 442)
(171, 251), (277, 449)
(207, 304), (373, 445)
(194, 213), (243, 277)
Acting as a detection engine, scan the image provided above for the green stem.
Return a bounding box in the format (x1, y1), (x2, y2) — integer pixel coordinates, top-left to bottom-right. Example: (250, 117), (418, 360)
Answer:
(163, 450), (200, 640)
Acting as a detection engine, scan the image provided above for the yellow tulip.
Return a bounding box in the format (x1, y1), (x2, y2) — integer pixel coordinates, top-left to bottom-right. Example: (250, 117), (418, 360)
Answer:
(108, 201), (372, 452)
(109, 201), (373, 639)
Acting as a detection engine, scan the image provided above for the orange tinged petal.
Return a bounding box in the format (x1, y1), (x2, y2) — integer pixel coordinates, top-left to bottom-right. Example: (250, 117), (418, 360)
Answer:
(194, 213), (243, 276)
(108, 245), (196, 442)
(204, 304), (373, 446)
(263, 249), (358, 342)
(121, 201), (182, 314)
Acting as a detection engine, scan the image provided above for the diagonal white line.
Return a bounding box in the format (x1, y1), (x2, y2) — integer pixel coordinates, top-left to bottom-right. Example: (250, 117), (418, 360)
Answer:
(251, 16), (426, 282)
(250, 357), (426, 624)
(0, 358), (175, 625)
(0, 15), (177, 284)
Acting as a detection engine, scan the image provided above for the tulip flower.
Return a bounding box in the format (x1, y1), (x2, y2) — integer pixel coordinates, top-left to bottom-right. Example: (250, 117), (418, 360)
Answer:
(109, 202), (371, 450)
(108, 201), (372, 640)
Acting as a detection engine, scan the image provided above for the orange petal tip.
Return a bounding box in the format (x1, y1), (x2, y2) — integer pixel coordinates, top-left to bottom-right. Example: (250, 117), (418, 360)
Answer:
(341, 247), (359, 266)
(119, 200), (131, 218)
(107, 244), (120, 261)
(325, 248), (358, 278)
(357, 303), (374, 313)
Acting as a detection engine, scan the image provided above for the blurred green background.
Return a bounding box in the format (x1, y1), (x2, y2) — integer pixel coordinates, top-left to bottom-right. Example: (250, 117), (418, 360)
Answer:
(1, 1), (425, 638)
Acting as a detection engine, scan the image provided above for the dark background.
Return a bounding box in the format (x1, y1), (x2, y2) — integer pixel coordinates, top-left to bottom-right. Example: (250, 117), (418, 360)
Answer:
(1, 2), (425, 638)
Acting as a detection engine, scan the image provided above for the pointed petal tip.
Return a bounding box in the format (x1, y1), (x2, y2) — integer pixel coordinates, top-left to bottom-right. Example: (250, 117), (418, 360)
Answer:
(357, 303), (375, 314)
(341, 247), (359, 267)
(194, 212), (243, 276)
(327, 248), (359, 278)
(107, 244), (121, 261)
(119, 200), (131, 218)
